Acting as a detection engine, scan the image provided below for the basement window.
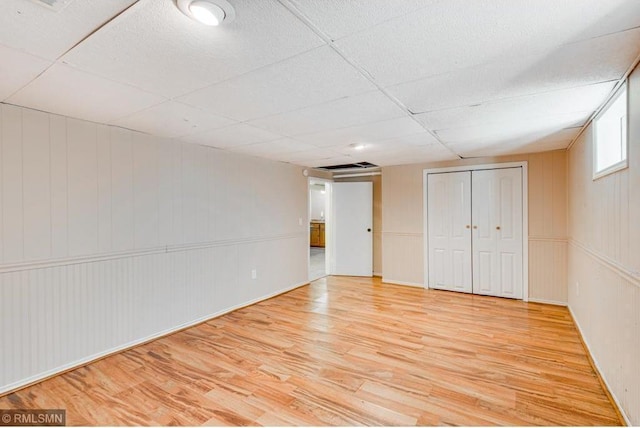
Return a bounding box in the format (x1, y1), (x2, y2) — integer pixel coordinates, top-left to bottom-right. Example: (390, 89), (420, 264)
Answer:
(593, 83), (628, 179)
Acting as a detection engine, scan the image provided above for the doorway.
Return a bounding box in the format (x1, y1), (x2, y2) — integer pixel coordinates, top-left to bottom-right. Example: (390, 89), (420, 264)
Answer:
(309, 179), (329, 281)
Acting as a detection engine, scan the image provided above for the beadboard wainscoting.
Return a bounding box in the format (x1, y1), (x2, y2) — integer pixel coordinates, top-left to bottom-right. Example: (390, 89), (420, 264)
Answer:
(0, 103), (308, 394)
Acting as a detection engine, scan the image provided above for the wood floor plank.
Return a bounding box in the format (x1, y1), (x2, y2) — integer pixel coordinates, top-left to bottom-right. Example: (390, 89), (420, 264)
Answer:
(0, 276), (622, 426)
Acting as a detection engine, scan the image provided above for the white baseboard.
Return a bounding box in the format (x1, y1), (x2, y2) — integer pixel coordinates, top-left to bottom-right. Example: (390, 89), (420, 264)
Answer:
(382, 278), (424, 288)
(0, 280), (308, 396)
(568, 306), (630, 426)
(527, 297), (567, 306)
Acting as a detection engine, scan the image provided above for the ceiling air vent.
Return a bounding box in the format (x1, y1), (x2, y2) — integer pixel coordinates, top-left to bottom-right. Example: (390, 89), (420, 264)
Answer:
(30, 0), (75, 12)
(317, 161), (378, 171)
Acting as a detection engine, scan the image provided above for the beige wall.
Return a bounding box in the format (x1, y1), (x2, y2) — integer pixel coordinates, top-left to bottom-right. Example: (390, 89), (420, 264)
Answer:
(333, 174), (382, 275)
(567, 65), (640, 425)
(381, 150), (568, 303)
(0, 103), (308, 394)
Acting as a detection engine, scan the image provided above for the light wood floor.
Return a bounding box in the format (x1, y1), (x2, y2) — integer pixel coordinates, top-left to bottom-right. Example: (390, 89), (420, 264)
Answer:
(0, 277), (622, 426)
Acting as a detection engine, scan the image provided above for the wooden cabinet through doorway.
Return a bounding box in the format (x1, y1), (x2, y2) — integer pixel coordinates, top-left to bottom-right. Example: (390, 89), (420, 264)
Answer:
(310, 221), (325, 247)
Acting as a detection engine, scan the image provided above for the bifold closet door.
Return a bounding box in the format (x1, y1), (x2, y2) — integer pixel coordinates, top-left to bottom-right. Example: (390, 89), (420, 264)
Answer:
(471, 168), (523, 299)
(427, 171), (472, 293)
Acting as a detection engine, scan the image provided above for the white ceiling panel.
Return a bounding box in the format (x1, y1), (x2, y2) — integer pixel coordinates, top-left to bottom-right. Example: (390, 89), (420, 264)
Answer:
(389, 28), (640, 113)
(277, 148), (346, 164)
(0, 44), (51, 101)
(358, 144), (458, 166)
(177, 46), (375, 121)
(248, 91), (406, 137)
(329, 130), (442, 157)
(334, 0), (640, 87)
(449, 127), (582, 158)
(417, 82), (616, 132)
(62, 0), (325, 98)
(112, 101), (235, 138)
(229, 138), (318, 159)
(7, 63), (165, 124)
(183, 123), (282, 149)
(286, 0), (433, 40)
(435, 113), (589, 155)
(297, 117), (425, 147)
(0, 0), (136, 60)
(305, 155), (360, 168)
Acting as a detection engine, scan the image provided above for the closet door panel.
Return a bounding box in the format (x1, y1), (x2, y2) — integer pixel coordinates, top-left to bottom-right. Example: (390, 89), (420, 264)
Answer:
(427, 171), (472, 292)
(472, 168), (523, 298)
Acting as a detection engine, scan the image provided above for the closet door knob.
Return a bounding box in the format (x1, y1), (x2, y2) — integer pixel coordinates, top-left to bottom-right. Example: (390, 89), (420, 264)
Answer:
(465, 225), (470, 229)
(496, 226), (501, 230)
(473, 225), (478, 229)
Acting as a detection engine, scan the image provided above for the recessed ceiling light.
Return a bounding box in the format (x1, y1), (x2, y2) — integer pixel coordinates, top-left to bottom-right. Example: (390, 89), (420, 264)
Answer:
(176, 0), (236, 26)
(350, 143), (366, 151)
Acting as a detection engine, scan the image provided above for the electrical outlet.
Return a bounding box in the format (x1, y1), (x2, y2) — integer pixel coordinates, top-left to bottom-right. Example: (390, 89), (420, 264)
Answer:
(251, 269), (257, 280)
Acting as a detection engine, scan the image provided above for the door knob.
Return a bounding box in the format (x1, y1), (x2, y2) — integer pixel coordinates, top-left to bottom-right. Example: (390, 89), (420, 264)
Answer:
(496, 226), (501, 230)
(367, 228), (371, 232)
(465, 225), (470, 229)
(473, 225), (478, 229)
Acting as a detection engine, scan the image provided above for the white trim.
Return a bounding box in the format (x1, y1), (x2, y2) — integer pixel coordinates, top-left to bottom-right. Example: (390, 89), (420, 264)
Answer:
(333, 171), (381, 179)
(527, 298), (567, 306)
(422, 161), (527, 175)
(592, 82), (629, 180)
(0, 280), (309, 396)
(423, 161), (529, 301)
(567, 48), (640, 151)
(569, 239), (640, 288)
(0, 232), (305, 274)
(382, 278), (424, 288)
(529, 236), (568, 243)
(308, 177), (332, 280)
(568, 306), (631, 426)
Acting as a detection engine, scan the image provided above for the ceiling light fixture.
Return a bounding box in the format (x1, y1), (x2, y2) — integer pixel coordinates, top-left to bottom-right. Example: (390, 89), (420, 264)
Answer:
(350, 143), (366, 151)
(176, 0), (236, 26)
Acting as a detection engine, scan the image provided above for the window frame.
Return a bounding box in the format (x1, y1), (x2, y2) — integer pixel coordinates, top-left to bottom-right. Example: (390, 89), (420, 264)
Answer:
(593, 82), (629, 180)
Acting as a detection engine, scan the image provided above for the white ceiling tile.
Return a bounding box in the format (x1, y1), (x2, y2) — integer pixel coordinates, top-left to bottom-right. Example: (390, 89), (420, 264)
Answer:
(305, 155), (359, 168)
(389, 28), (640, 113)
(177, 46), (375, 121)
(183, 123), (282, 149)
(416, 82), (616, 132)
(287, 0), (433, 40)
(229, 138), (318, 158)
(449, 127), (581, 157)
(112, 101), (235, 138)
(0, 0), (136, 60)
(248, 91), (406, 136)
(62, 0), (325, 98)
(434, 113), (588, 155)
(329, 130), (445, 155)
(296, 117), (425, 147)
(381, 132), (442, 147)
(7, 63), (165, 124)
(0, 44), (52, 101)
(334, 0), (640, 87)
(358, 144), (458, 166)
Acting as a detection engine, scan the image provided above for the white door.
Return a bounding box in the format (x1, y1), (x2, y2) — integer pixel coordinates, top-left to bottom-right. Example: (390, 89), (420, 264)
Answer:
(472, 168), (523, 298)
(427, 172), (472, 293)
(332, 182), (373, 276)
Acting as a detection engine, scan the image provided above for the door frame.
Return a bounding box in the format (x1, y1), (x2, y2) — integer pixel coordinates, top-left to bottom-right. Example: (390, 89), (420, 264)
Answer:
(308, 177), (332, 281)
(423, 161), (529, 301)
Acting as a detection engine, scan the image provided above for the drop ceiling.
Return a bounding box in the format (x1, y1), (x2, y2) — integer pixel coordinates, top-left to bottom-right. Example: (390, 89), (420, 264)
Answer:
(1, 0), (639, 167)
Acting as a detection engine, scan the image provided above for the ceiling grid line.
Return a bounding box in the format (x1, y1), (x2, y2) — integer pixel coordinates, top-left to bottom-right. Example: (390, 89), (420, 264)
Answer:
(275, 0), (463, 160)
